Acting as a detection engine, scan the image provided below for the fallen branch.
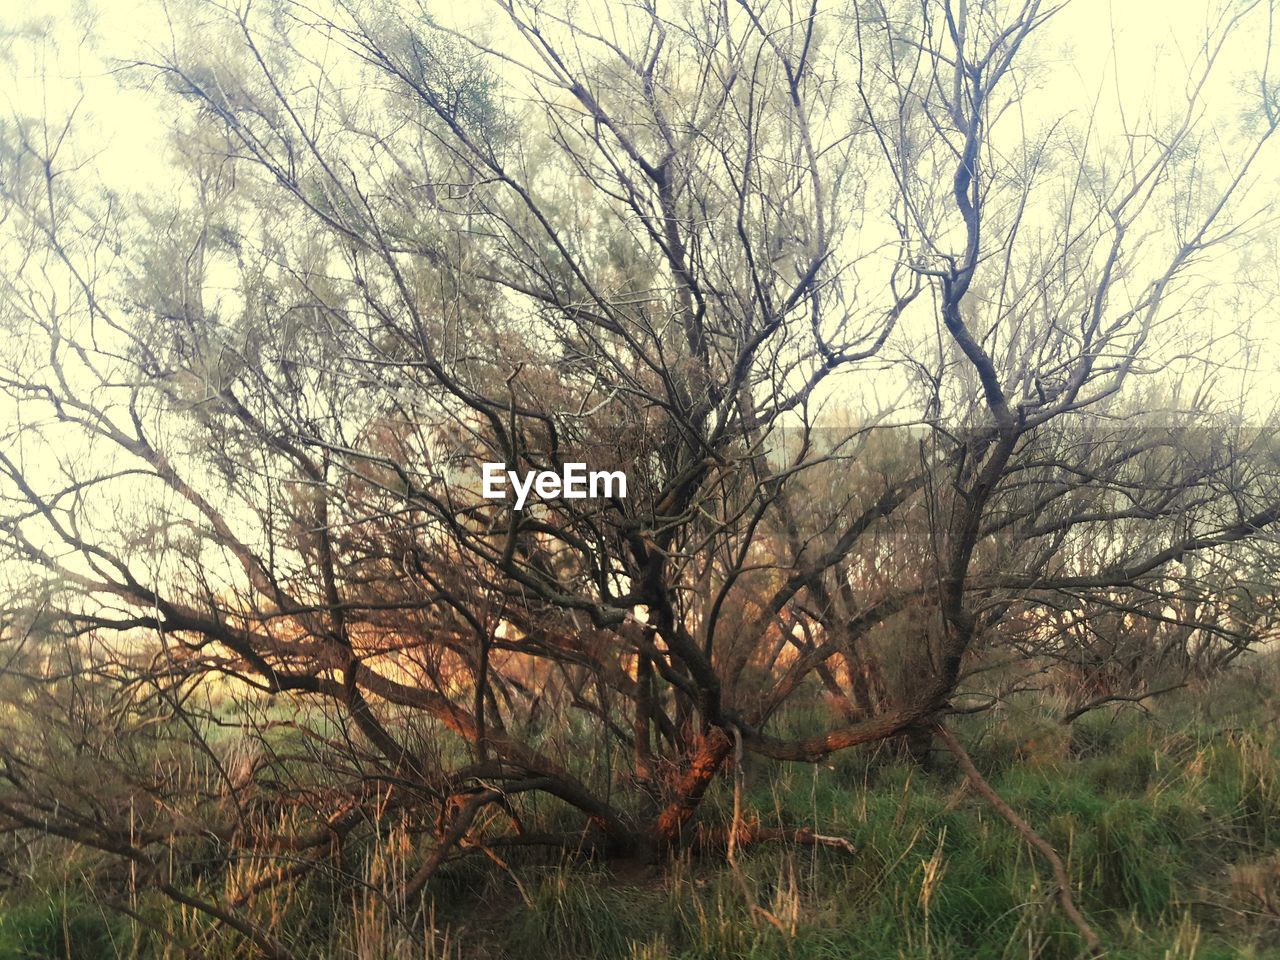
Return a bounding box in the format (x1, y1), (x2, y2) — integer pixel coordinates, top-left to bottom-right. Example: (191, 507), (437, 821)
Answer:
(1058, 683), (1187, 726)
(935, 723), (1103, 957)
(403, 789), (498, 904)
(693, 822), (857, 856)
(403, 777), (552, 903)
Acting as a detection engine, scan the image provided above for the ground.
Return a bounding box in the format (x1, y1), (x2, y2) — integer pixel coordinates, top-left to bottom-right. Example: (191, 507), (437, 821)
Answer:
(4, 662), (1280, 959)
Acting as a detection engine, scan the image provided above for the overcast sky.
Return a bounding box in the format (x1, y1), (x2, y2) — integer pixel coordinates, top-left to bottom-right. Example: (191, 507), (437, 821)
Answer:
(2, 0), (1278, 417)
(2, 0), (1271, 194)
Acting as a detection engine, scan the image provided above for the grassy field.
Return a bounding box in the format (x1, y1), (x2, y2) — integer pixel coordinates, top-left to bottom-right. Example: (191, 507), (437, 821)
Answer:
(4, 665), (1280, 959)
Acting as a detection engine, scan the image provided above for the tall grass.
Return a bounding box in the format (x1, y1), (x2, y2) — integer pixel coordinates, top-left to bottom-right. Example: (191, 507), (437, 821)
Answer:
(7, 682), (1280, 958)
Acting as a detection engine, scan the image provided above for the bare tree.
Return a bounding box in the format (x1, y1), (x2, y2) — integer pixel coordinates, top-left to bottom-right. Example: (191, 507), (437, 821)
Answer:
(2, 0), (1279, 952)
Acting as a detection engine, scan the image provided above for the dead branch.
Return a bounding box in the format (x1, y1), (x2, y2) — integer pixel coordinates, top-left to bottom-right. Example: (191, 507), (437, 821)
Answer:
(935, 723), (1103, 957)
(1058, 683), (1188, 726)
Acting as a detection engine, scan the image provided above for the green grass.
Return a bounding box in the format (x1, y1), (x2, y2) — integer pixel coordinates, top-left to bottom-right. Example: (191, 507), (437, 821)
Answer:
(429, 701), (1280, 960)
(7, 690), (1280, 958)
(0, 894), (131, 960)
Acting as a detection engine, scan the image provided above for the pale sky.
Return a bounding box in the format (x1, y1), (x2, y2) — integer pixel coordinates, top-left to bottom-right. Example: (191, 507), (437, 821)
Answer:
(2, 0), (1278, 418)
(0, 0), (1277, 595)
(2, 0), (1270, 201)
